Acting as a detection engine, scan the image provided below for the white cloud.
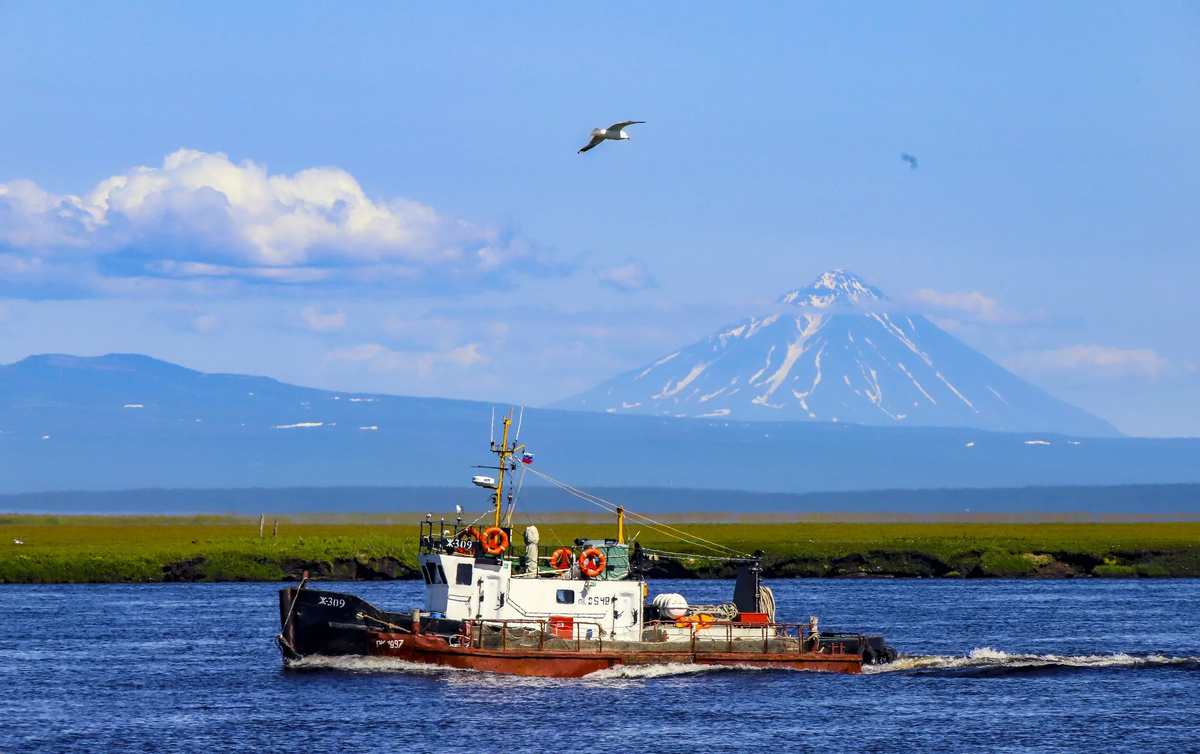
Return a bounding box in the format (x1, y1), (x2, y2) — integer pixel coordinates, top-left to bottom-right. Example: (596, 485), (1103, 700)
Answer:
(324, 342), (488, 378)
(1007, 345), (1172, 376)
(299, 305), (347, 332)
(910, 288), (1029, 323)
(194, 314), (219, 333)
(594, 261), (655, 292)
(0, 149), (545, 295)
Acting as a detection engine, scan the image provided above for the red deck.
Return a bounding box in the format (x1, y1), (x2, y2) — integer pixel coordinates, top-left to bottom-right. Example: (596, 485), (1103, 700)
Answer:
(366, 631), (863, 678)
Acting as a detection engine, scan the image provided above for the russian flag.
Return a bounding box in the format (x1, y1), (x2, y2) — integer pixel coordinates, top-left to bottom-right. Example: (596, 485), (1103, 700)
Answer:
(521, 452), (534, 465)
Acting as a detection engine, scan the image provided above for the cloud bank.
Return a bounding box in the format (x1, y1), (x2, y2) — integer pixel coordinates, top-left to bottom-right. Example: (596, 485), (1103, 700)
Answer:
(910, 288), (1030, 323)
(0, 149), (546, 296)
(324, 342), (488, 379)
(1007, 345), (1172, 376)
(300, 306), (347, 332)
(594, 261), (655, 292)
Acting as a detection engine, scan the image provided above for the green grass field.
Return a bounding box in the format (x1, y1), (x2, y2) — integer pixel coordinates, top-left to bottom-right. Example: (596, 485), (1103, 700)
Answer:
(2, 514), (1198, 583)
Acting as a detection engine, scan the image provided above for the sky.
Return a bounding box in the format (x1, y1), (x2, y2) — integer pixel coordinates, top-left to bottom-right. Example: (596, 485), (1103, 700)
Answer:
(1, 2), (1198, 436)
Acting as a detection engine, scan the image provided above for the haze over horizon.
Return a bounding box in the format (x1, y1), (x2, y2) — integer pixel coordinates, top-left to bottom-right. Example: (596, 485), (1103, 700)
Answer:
(1, 2), (1198, 436)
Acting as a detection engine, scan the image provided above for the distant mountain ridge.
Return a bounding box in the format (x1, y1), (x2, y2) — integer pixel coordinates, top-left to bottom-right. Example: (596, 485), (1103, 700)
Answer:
(1, 352), (1198, 497)
(553, 270), (1119, 437)
(6, 484), (1199, 517)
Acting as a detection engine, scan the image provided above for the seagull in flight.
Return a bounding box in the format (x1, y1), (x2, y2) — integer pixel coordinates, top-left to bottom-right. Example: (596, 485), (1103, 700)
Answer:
(901, 152), (918, 170)
(578, 121), (645, 153)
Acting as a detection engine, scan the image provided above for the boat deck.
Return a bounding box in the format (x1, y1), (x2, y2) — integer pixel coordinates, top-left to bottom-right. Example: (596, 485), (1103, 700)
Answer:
(363, 619), (864, 677)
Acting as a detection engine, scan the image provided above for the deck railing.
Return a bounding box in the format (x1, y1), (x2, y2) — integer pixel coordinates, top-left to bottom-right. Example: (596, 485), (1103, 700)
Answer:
(459, 618), (608, 652)
(453, 618), (858, 656)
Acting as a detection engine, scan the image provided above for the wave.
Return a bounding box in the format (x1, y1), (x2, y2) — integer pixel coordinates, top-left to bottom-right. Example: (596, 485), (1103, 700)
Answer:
(286, 655), (479, 675)
(864, 647), (1200, 676)
(584, 662), (770, 680)
(288, 656), (781, 680)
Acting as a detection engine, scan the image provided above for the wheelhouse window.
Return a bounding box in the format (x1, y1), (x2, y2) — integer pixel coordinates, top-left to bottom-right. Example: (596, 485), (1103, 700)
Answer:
(456, 563), (473, 586)
(556, 589), (575, 604)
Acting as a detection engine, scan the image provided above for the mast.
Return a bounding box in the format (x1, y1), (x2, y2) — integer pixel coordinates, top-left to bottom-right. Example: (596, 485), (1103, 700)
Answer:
(490, 409), (525, 529)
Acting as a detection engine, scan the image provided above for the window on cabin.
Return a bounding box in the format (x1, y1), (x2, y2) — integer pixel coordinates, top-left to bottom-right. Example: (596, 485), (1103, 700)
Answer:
(422, 563), (437, 584)
(556, 589), (575, 604)
(437, 564), (449, 585)
(456, 563), (473, 586)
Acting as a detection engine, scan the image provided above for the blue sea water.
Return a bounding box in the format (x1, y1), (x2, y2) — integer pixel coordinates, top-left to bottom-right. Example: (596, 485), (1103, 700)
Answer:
(1, 579), (1198, 753)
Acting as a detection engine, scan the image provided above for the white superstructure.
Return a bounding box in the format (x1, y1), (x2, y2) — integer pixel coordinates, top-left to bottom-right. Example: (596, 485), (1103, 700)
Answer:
(417, 550), (645, 641)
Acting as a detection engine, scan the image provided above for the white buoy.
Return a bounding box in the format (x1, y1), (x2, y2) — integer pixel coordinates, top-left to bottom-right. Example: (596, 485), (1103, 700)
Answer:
(652, 593), (689, 620)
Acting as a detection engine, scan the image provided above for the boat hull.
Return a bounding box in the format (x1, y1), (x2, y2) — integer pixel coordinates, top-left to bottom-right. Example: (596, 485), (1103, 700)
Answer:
(365, 631), (863, 677)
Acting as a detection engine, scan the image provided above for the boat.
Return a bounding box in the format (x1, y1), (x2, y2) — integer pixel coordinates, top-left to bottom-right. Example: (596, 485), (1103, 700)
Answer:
(277, 410), (897, 677)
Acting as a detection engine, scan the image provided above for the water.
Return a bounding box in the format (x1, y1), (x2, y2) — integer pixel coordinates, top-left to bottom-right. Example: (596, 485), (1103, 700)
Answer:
(2, 579), (1198, 753)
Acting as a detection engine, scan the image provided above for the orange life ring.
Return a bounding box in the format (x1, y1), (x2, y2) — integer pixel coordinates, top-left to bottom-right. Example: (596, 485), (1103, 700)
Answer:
(482, 526), (509, 555)
(455, 526), (480, 554)
(550, 547), (575, 570)
(579, 547), (607, 578)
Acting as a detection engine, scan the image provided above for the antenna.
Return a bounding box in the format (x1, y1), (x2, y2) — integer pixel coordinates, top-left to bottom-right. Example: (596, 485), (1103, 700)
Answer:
(514, 406), (524, 446)
(490, 406), (495, 447)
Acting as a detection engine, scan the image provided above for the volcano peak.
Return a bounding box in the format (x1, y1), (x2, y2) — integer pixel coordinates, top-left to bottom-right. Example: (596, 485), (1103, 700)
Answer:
(778, 269), (889, 309)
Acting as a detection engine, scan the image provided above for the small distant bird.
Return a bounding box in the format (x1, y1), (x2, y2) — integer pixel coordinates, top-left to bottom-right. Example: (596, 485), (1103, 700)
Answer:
(13, 539), (23, 545)
(578, 121), (645, 153)
(901, 152), (918, 170)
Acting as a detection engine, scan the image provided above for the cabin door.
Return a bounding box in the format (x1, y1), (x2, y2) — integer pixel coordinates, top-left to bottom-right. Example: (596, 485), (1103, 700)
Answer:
(480, 574), (502, 618)
(613, 591), (637, 638)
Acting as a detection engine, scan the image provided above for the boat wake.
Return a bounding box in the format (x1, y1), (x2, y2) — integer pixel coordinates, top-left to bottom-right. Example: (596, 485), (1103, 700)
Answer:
(864, 648), (1200, 677)
(286, 649), (1199, 680)
(584, 663), (767, 680)
(286, 655), (480, 675)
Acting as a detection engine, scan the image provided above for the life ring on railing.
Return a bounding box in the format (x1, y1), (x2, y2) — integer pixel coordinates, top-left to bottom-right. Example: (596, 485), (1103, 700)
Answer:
(482, 526), (509, 555)
(455, 526), (480, 554)
(550, 547), (575, 570)
(579, 547), (607, 578)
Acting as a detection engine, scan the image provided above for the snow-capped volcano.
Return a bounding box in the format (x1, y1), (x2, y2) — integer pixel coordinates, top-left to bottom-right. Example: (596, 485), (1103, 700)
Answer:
(553, 270), (1120, 436)
(779, 269), (889, 309)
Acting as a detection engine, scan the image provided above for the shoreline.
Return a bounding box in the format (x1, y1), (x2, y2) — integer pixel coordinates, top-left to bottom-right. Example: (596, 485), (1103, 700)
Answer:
(3, 517), (1198, 583)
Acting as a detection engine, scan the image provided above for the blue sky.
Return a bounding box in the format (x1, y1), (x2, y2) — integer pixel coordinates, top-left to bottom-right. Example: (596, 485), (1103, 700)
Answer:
(1, 2), (1198, 436)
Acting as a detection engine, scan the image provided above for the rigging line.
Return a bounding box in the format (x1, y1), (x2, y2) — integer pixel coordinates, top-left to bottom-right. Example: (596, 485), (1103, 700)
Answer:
(540, 474), (743, 555)
(567, 485), (742, 555)
(514, 485), (565, 554)
(504, 465), (527, 527)
(621, 509), (745, 556)
(464, 508), (491, 528)
(521, 467), (616, 512)
(522, 467), (744, 556)
(643, 547), (743, 562)
(523, 467), (743, 556)
(522, 468), (727, 553)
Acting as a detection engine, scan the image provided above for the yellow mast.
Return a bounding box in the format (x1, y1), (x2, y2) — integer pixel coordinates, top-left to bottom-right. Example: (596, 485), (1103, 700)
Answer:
(491, 409), (525, 529)
(493, 413), (510, 527)
(617, 505), (625, 545)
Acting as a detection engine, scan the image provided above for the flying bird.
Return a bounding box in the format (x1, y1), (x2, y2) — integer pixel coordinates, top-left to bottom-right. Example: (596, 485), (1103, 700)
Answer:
(901, 152), (918, 170)
(578, 121), (645, 153)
